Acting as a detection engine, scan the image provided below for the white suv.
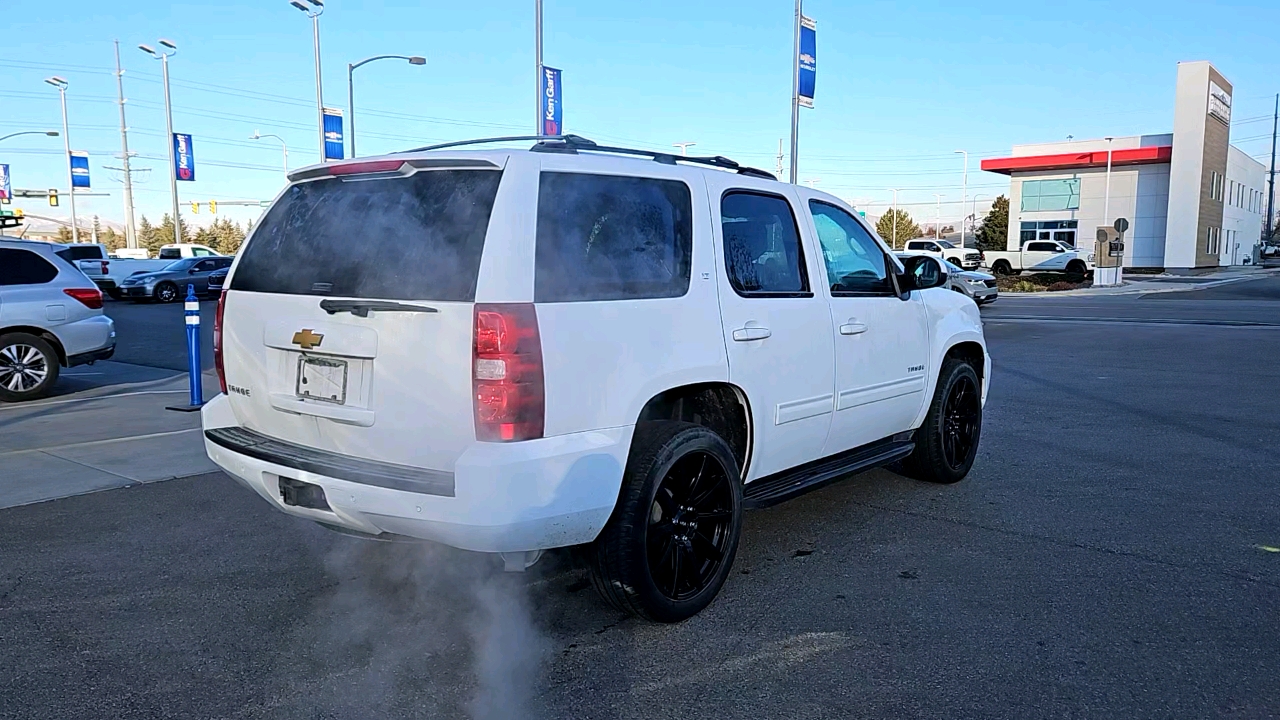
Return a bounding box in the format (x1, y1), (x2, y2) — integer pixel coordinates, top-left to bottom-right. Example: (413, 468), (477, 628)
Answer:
(202, 136), (989, 622)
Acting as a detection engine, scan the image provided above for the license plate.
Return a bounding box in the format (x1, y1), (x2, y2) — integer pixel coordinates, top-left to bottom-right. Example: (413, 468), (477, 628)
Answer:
(296, 356), (348, 405)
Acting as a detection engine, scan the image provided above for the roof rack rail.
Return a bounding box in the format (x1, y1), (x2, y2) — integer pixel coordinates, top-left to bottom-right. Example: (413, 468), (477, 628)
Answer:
(398, 134), (777, 181)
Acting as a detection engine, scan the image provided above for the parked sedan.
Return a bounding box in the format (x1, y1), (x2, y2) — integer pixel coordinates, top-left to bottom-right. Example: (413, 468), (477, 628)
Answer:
(118, 256), (233, 302)
(945, 260), (998, 304)
(0, 237), (116, 401)
(207, 267), (228, 294)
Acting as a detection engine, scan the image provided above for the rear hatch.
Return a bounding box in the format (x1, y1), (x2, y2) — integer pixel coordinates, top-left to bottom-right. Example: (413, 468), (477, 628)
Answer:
(222, 157), (505, 473)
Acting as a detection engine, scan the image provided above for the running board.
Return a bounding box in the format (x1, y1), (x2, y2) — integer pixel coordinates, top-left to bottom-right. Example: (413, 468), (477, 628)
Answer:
(742, 435), (915, 509)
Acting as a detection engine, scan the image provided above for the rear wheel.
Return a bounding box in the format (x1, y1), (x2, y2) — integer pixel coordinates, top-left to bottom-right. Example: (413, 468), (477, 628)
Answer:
(991, 260), (1013, 276)
(155, 282), (179, 303)
(587, 421), (743, 622)
(0, 333), (60, 402)
(901, 359), (982, 484)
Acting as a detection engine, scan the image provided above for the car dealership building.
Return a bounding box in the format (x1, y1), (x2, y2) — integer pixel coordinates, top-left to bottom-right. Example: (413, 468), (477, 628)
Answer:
(982, 61), (1267, 271)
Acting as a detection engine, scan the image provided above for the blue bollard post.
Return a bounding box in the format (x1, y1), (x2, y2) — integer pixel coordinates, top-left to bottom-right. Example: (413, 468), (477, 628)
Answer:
(166, 284), (205, 412)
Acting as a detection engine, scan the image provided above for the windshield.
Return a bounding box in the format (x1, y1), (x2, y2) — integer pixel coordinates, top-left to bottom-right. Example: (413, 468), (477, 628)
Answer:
(936, 240), (956, 249)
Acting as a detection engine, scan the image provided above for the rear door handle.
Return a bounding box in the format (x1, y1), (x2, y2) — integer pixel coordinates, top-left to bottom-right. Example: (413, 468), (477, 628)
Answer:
(839, 321), (868, 336)
(732, 326), (772, 342)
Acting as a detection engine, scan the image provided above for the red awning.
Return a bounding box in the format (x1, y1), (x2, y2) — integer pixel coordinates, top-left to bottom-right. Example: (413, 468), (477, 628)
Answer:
(981, 146), (1172, 175)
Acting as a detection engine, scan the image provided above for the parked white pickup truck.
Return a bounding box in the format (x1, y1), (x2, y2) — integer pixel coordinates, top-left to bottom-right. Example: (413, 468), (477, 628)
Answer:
(66, 243), (221, 298)
(902, 239), (983, 270)
(983, 240), (1094, 276)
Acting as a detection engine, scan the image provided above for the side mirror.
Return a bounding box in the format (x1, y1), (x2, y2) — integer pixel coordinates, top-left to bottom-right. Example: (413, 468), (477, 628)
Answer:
(897, 254), (947, 297)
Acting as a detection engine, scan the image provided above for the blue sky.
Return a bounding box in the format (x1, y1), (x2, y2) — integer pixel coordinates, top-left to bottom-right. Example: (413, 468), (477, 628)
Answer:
(2, 0), (1278, 231)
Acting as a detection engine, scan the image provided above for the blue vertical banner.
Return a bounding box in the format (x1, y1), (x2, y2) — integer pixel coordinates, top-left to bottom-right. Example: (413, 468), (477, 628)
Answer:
(173, 134), (195, 181)
(70, 151), (91, 188)
(798, 15), (816, 109)
(0, 164), (10, 201)
(323, 108), (344, 161)
(541, 66), (562, 136)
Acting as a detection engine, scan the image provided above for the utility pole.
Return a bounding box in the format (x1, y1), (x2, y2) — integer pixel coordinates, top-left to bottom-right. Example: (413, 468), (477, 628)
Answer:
(776, 138), (784, 179)
(535, 0), (543, 133)
(788, 0), (801, 184)
(113, 40), (138, 249)
(954, 150), (968, 247)
(888, 188), (901, 249)
(1266, 93), (1278, 242)
(934, 194), (943, 241)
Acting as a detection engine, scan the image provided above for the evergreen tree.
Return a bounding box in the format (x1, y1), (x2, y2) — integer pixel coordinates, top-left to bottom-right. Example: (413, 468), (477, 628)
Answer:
(875, 209), (922, 248)
(975, 195), (1010, 252)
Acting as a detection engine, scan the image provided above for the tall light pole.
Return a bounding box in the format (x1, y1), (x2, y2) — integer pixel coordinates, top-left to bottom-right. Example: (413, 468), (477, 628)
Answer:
(673, 142), (696, 156)
(788, 0), (802, 184)
(934, 193), (944, 240)
(289, 0), (325, 160)
(887, 188), (901, 248)
(971, 194), (987, 241)
(0, 130), (59, 143)
(954, 150), (968, 248)
(44, 77), (78, 243)
(113, 40), (138, 249)
(535, 0), (543, 133)
(348, 55), (426, 158)
(1103, 137), (1114, 224)
(251, 131), (290, 177)
(139, 40), (183, 246)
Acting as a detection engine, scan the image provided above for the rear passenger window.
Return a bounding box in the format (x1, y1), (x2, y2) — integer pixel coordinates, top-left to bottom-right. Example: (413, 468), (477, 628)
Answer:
(0, 249), (59, 286)
(534, 172), (693, 302)
(721, 191), (809, 296)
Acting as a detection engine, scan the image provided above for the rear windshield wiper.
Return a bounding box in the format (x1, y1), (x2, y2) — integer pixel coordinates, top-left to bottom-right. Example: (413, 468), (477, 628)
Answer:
(319, 299), (439, 318)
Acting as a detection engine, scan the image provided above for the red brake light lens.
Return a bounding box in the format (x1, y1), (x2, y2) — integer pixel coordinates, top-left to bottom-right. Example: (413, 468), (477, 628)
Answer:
(63, 287), (103, 309)
(329, 160), (406, 176)
(473, 304), (544, 442)
(214, 290), (227, 394)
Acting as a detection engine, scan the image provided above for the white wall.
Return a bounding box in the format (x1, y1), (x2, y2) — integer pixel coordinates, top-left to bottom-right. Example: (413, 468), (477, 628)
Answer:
(1223, 145), (1267, 264)
(1166, 61), (1213, 269)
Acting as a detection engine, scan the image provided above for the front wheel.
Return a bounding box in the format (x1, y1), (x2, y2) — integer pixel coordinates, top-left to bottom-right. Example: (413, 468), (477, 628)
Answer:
(155, 282), (179, 303)
(901, 359), (982, 484)
(0, 333), (61, 402)
(1066, 260), (1088, 275)
(587, 421), (743, 622)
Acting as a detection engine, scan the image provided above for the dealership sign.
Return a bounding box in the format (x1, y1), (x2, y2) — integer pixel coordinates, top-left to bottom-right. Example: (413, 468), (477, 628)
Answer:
(323, 108), (344, 161)
(798, 16), (816, 108)
(541, 66), (562, 136)
(70, 151), (90, 188)
(1208, 81), (1231, 125)
(173, 133), (195, 181)
(0, 164), (9, 201)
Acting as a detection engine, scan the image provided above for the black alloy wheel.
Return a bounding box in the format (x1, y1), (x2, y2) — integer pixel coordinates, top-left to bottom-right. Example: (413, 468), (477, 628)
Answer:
(646, 452), (735, 602)
(940, 373), (980, 472)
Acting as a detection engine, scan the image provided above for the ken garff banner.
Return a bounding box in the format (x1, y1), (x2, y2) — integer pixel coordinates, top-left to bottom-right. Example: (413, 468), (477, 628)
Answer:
(173, 134), (195, 182)
(70, 151), (91, 189)
(798, 15), (816, 108)
(0, 164), (10, 201)
(541, 66), (562, 136)
(323, 108), (344, 161)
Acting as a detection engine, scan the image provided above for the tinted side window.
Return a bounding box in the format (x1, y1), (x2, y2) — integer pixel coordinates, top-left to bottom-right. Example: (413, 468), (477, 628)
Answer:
(56, 246), (105, 261)
(1027, 242), (1055, 252)
(192, 248), (213, 257)
(0, 249), (59, 286)
(808, 201), (892, 295)
(214, 258), (233, 269)
(721, 192), (809, 296)
(193, 260), (216, 272)
(534, 172), (692, 303)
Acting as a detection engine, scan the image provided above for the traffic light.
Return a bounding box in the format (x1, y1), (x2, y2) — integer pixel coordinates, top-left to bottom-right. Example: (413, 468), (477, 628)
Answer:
(209, 200), (217, 214)
(191, 202), (200, 214)
(48, 189), (58, 207)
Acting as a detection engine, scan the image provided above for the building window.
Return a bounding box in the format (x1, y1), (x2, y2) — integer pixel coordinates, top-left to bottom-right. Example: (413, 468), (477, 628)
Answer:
(1205, 226), (1222, 255)
(1020, 178), (1080, 212)
(1019, 220), (1078, 247)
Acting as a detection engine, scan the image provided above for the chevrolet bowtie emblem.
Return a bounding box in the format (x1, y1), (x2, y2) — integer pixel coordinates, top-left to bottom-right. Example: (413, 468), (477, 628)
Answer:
(291, 329), (324, 350)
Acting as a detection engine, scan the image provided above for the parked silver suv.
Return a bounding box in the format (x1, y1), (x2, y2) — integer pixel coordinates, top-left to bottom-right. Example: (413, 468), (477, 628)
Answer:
(0, 238), (116, 401)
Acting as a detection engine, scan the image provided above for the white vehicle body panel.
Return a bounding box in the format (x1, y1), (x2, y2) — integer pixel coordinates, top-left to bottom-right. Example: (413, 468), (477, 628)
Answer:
(985, 241), (1094, 273)
(0, 239), (116, 360)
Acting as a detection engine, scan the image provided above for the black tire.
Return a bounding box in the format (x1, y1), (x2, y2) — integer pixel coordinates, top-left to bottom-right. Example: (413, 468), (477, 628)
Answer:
(106, 288), (124, 301)
(155, 282), (179, 303)
(991, 260), (1013, 276)
(0, 333), (61, 402)
(1066, 260), (1087, 276)
(901, 359), (982, 484)
(587, 421), (743, 623)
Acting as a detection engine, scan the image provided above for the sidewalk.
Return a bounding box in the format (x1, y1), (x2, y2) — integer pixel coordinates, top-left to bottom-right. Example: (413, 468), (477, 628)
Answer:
(1007, 265), (1280, 298)
(0, 361), (221, 510)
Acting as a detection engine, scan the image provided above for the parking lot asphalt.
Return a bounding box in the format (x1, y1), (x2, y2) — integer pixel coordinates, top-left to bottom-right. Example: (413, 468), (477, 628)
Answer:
(104, 297), (218, 372)
(4, 280), (1280, 719)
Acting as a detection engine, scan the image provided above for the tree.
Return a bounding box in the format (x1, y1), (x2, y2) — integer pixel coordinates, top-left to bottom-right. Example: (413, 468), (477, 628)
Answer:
(101, 227), (126, 253)
(875, 209), (922, 248)
(975, 195), (1009, 252)
(139, 213), (190, 255)
(55, 226), (73, 243)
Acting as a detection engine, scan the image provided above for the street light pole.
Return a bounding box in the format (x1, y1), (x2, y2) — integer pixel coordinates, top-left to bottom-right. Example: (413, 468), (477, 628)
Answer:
(954, 150), (968, 248)
(934, 193), (943, 241)
(535, 0), (543, 133)
(788, 0), (802, 184)
(44, 77), (78, 243)
(971, 194), (986, 240)
(347, 55), (426, 158)
(0, 130), (59, 143)
(251, 131), (289, 177)
(289, 0), (326, 160)
(673, 142), (696, 156)
(140, 41), (183, 246)
(888, 188), (901, 249)
(1103, 137), (1114, 224)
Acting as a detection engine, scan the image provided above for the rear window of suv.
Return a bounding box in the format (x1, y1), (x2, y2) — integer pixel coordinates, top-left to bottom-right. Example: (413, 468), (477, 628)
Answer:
(535, 172), (693, 302)
(231, 170), (503, 301)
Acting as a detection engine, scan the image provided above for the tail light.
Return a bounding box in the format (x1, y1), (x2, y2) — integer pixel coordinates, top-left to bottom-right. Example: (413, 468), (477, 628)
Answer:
(473, 303), (544, 442)
(100, 260), (109, 275)
(214, 290), (227, 394)
(63, 287), (103, 309)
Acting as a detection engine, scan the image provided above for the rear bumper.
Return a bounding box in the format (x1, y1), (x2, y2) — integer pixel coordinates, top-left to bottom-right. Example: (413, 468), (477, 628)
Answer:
(67, 344), (115, 367)
(200, 393), (632, 553)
